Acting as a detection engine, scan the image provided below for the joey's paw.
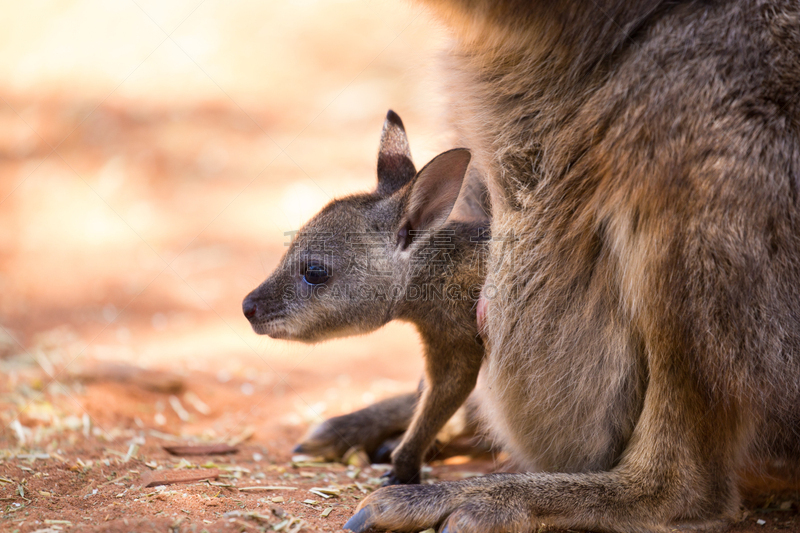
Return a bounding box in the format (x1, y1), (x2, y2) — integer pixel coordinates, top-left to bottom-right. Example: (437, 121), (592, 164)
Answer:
(379, 469), (419, 486)
(343, 477), (535, 533)
(293, 419), (353, 461)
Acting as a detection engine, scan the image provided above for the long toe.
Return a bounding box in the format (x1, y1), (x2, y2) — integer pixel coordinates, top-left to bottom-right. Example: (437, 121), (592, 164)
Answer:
(343, 507), (374, 533)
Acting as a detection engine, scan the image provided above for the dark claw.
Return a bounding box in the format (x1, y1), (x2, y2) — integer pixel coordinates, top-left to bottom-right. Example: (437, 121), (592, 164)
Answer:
(380, 469), (420, 486)
(380, 470), (401, 486)
(371, 445), (393, 464)
(370, 438), (399, 464)
(343, 507), (373, 533)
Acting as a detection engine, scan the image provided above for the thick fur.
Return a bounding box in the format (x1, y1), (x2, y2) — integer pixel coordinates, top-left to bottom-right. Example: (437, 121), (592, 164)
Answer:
(244, 112), (489, 484)
(345, 1), (800, 532)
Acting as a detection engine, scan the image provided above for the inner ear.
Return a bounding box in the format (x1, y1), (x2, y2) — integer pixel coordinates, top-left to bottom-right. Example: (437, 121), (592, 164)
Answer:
(377, 110), (416, 196)
(447, 166), (491, 223)
(398, 148), (471, 248)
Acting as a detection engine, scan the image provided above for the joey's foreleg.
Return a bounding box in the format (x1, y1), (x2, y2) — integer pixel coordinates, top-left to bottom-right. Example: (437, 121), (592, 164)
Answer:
(386, 341), (483, 484)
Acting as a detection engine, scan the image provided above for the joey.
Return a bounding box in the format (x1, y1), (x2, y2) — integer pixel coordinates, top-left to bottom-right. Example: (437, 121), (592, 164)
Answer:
(244, 110), (488, 484)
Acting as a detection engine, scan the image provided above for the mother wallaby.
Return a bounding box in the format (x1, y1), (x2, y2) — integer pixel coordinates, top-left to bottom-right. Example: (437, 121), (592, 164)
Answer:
(345, 1), (800, 532)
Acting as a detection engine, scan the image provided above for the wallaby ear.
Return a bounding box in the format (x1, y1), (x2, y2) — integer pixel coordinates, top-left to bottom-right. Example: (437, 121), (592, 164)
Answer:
(447, 166), (491, 223)
(398, 148), (471, 248)
(377, 110), (416, 196)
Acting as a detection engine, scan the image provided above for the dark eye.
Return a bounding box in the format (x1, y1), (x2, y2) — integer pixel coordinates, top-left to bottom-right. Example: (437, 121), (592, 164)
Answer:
(303, 264), (330, 285)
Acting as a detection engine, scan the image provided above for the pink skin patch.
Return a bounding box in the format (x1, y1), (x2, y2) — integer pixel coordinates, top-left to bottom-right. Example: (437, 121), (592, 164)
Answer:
(476, 293), (488, 336)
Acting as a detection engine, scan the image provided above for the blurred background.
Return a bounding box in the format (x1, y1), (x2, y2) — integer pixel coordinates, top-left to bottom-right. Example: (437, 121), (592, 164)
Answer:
(0, 0), (451, 452)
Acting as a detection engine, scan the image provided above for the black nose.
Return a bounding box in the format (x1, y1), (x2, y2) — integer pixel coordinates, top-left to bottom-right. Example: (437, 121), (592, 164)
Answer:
(243, 297), (258, 320)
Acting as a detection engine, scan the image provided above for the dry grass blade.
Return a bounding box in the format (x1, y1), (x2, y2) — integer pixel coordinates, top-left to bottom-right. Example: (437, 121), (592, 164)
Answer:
(139, 468), (221, 488)
(72, 362), (185, 393)
(227, 426), (255, 446)
(148, 430), (183, 442)
(224, 510), (273, 522)
(237, 486), (298, 492)
(342, 447), (370, 468)
(163, 444), (239, 456)
(183, 391), (211, 415)
(100, 475), (130, 487)
(169, 395), (190, 422)
(291, 460), (332, 468)
(310, 486), (340, 496)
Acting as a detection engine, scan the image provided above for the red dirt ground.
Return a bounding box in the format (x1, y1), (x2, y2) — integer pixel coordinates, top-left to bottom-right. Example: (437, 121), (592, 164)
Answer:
(0, 362), (503, 533)
(1, 356), (800, 533)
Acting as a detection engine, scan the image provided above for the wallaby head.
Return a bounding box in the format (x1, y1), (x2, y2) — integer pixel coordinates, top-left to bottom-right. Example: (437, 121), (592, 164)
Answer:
(243, 111), (471, 343)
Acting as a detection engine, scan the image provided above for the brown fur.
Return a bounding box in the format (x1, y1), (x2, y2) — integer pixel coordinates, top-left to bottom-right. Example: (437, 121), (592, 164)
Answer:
(243, 111), (489, 484)
(344, 1), (800, 531)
